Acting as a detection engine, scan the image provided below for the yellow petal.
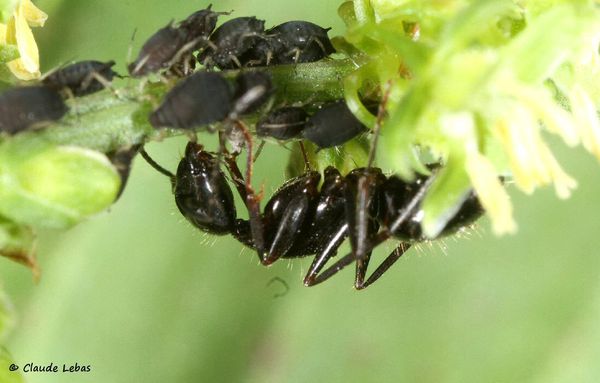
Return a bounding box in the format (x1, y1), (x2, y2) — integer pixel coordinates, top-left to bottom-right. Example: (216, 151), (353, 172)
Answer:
(10, 2), (39, 76)
(6, 58), (39, 79)
(0, 23), (6, 43)
(465, 151), (517, 235)
(21, 0), (47, 27)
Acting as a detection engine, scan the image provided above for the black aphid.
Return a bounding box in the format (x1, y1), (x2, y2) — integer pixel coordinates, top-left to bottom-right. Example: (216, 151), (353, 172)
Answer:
(302, 100), (367, 148)
(178, 4), (223, 47)
(198, 16), (265, 69)
(150, 70), (273, 130)
(267, 21), (335, 64)
(43, 60), (119, 97)
(107, 144), (141, 199)
(149, 71), (233, 129)
(0, 86), (69, 135)
(242, 20), (335, 66)
(128, 21), (187, 77)
(256, 106), (308, 140)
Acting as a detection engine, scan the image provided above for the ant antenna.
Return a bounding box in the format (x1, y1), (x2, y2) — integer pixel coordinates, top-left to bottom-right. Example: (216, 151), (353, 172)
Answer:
(367, 79), (393, 168)
(140, 147), (175, 179)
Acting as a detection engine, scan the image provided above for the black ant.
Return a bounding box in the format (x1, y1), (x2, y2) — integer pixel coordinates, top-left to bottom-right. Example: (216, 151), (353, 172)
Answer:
(224, 79), (485, 288)
(142, 75), (485, 289)
(141, 134), (484, 289)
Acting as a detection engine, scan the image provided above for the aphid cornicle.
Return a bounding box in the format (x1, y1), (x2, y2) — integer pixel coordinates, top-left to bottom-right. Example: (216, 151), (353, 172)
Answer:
(198, 16), (266, 69)
(256, 106), (308, 140)
(128, 21), (188, 77)
(302, 100), (368, 148)
(0, 86), (69, 135)
(42, 60), (119, 97)
(231, 71), (273, 116)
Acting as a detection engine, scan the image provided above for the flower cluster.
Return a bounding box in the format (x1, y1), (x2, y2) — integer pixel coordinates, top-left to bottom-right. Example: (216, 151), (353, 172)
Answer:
(341, 0), (600, 236)
(0, 0), (46, 80)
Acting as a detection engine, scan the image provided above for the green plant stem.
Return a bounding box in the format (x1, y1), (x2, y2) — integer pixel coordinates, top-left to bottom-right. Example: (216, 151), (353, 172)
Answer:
(8, 59), (356, 153)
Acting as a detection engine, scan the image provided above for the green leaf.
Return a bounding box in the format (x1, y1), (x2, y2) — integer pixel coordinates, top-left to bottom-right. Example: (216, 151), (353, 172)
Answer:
(0, 141), (121, 229)
(0, 0), (17, 23)
(501, 4), (582, 84)
(0, 284), (15, 340)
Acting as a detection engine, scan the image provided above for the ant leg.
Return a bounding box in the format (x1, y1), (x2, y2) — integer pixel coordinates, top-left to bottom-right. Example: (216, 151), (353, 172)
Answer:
(306, 229), (387, 287)
(355, 243), (411, 290)
(303, 223), (349, 286)
(345, 171), (382, 261)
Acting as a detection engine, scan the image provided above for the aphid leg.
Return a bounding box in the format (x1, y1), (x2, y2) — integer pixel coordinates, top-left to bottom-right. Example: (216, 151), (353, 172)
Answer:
(293, 36), (329, 63)
(292, 48), (301, 63)
(265, 50), (273, 66)
(166, 35), (208, 71)
(132, 54), (150, 79)
(81, 71), (120, 98)
(253, 140), (266, 163)
(229, 54), (243, 69)
(308, 36), (329, 56)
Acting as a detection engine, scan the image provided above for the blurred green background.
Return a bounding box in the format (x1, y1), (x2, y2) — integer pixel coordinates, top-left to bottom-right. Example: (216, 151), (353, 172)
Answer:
(2, 0), (600, 382)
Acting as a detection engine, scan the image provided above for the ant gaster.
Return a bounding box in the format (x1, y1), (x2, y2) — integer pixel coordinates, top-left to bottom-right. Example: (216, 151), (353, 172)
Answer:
(140, 142), (247, 237)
